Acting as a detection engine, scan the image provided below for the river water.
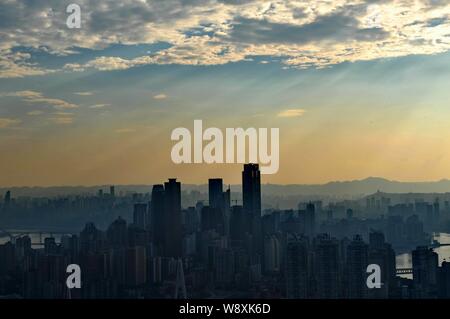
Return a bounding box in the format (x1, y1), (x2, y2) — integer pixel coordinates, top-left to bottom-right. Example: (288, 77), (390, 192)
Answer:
(396, 232), (450, 279)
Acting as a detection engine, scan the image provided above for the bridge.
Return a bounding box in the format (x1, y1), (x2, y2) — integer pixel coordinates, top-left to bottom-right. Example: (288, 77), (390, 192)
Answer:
(396, 268), (413, 275)
(430, 240), (450, 249)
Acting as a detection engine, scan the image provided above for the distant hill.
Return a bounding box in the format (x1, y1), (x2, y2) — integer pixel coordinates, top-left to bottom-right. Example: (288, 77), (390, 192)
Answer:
(2, 177), (450, 198)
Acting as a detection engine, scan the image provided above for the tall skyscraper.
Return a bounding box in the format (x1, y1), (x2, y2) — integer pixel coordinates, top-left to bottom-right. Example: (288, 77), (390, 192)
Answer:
(209, 178), (224, 209)
(242, 164), (261, 217)
(208, 178), (226, 234)
(110, 186), (115, 198)
(242, 164), (262, 257)
(164, 178), (182, 257)
(150, 184), (165, 253)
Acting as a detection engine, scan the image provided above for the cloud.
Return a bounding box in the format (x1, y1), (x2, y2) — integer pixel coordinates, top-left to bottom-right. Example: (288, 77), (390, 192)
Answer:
(49, 116), (74, 125)
(153, 94), (167, 100)
(115, 128), (136, 133)
(1, 0), (450, 72)
(74, 92), (94, 96)
(277, 109), (306, 118)
(2, 90), (78, 109)
(0, 118), (21, 128)
(89, 104), (110, 109)
(225, 15), (389, 45)
(27, 110), (44, 116)
(0, 50), (54, 78)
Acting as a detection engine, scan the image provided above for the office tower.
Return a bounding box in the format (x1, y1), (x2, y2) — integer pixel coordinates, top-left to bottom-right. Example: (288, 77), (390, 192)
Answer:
(214, 247), (235, 286)
(242, 164), (262, 257)
(405, 215), (425, 245)
(242, 164), (261, 216)
(209, 178), (224, 209)
(223, 186), (231, 211)
(368, 231), (396, 298)
(286, 234), (309, 298)
(110, 186), (115, 198)
(346, 235), (369, 299)
(230, 205), (251, 243)
(44, 237), (58, 255)
(126, 246), (147, 286)
(305, 203), (316, 236)
(201, 206), (224, 234)
(133, 203), (147, 229)
(80, 222), (104, 254)
(107, 216), (128, 248)
(412, 246), (438, 298)
(150, 184), (165, 253)
(263, 234), (281, 274)
(313, 234), (341, 299)
(184, 206), (199, 234)
(438, 261), (450, 298)
(164, 178), (182, 257)
(98, 189), (103, 198)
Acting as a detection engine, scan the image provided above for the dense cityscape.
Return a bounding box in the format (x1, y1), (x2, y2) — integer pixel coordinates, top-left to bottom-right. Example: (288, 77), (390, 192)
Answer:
(1, 164), (450, 299)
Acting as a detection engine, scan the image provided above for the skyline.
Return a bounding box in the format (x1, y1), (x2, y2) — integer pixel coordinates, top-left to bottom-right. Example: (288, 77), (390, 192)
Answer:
(1, 0), (450, 186)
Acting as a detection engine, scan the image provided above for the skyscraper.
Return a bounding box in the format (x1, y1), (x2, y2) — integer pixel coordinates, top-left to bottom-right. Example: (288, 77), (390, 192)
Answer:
(164, 178), (182, 257)
(313, 234), (341, 299)
(242, 164), (261, 217)
(110, 186), (115, 198)
(286, 234), (309, 298)
(133, 203), (147, 229)
(412, 246), (438, 298)
(346, 235), (369, 299)
(242, 164), (262, 257)
(150, 184), (165, 253)
(209, 178), (224, 209)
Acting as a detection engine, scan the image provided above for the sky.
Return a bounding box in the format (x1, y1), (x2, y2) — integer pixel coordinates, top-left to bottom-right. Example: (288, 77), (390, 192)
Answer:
(0, 0), (450, 186)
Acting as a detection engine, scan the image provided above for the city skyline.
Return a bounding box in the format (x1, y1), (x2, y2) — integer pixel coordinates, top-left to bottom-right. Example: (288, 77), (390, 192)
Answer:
(2, 163), (450, 299)
(1, 1), (450, 186)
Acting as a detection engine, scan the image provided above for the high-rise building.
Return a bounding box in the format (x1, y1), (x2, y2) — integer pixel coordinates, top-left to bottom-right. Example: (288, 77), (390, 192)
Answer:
(286, 234), (309, 298)
(164, 178), (182, 257)
(346, 235), (368, 299)
(313, 234), (341, 299)
(242, 164), (261, 217)
(126, 246), (147, 286)
(305, 203), (316, 236)
(368, 231), (396, 298)
(209, 178), (224, 209)
(151, 184), (165, 253)
(263, 234), (281, 274)
(107, 217), (128, 248)
(133, 203), (147, 229)
(412, 246), (438, 298)
(242, 164), (262, 256)
(438, 261), (450, 298)
(110, 186), (115, 198)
